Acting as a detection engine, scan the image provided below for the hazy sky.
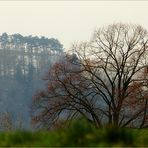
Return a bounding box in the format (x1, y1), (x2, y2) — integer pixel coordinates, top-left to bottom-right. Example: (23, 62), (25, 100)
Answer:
(0, 1), (148, 50)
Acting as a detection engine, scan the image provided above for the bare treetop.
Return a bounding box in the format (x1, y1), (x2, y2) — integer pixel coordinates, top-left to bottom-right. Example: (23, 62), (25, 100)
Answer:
(32, 23), (148, 129)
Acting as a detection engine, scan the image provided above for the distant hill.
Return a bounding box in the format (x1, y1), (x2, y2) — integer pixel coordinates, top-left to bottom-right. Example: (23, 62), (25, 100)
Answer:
(0, 33), (64, 130)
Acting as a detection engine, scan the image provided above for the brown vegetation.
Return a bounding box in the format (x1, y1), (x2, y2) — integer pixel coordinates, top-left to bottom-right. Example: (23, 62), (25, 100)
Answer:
(32, 23), (148, 129)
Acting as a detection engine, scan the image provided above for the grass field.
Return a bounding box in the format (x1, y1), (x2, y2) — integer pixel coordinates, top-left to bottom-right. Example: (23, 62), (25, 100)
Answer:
(0, 120), (147, 147)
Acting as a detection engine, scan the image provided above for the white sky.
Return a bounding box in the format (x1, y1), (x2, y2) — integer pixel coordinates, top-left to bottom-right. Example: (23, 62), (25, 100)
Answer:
(0, 1), (148, 50)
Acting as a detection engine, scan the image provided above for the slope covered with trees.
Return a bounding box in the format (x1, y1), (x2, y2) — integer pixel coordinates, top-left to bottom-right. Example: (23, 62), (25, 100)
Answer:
(0, 33), (64, 130)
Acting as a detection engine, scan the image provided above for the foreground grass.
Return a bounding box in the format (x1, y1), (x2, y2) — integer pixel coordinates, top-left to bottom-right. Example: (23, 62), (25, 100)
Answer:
(0, 120), (148, 147)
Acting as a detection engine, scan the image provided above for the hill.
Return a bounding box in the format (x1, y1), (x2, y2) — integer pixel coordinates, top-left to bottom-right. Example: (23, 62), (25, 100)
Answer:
(0, 33), (64, 130)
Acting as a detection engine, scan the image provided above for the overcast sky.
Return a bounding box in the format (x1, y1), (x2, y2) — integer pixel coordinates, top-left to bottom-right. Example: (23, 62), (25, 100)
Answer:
(0, 1), (148, 50)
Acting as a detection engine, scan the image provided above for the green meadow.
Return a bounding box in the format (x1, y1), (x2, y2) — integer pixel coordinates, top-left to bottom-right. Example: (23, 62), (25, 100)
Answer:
(0, 120), (147, 147)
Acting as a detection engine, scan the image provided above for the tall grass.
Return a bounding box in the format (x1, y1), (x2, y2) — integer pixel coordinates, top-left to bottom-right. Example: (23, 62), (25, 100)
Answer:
(0, 119), (147, 147)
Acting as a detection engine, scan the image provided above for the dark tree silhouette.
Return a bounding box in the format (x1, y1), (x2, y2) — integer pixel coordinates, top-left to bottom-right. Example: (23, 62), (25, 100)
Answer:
(32, 23), (148, 129)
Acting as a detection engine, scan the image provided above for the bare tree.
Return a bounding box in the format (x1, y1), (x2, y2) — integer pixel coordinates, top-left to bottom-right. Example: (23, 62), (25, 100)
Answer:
(32, 23), (148, 129)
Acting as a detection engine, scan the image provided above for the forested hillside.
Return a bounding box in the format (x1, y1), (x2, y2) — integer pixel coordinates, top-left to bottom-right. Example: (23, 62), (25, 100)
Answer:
(0, 33), (64, 130)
